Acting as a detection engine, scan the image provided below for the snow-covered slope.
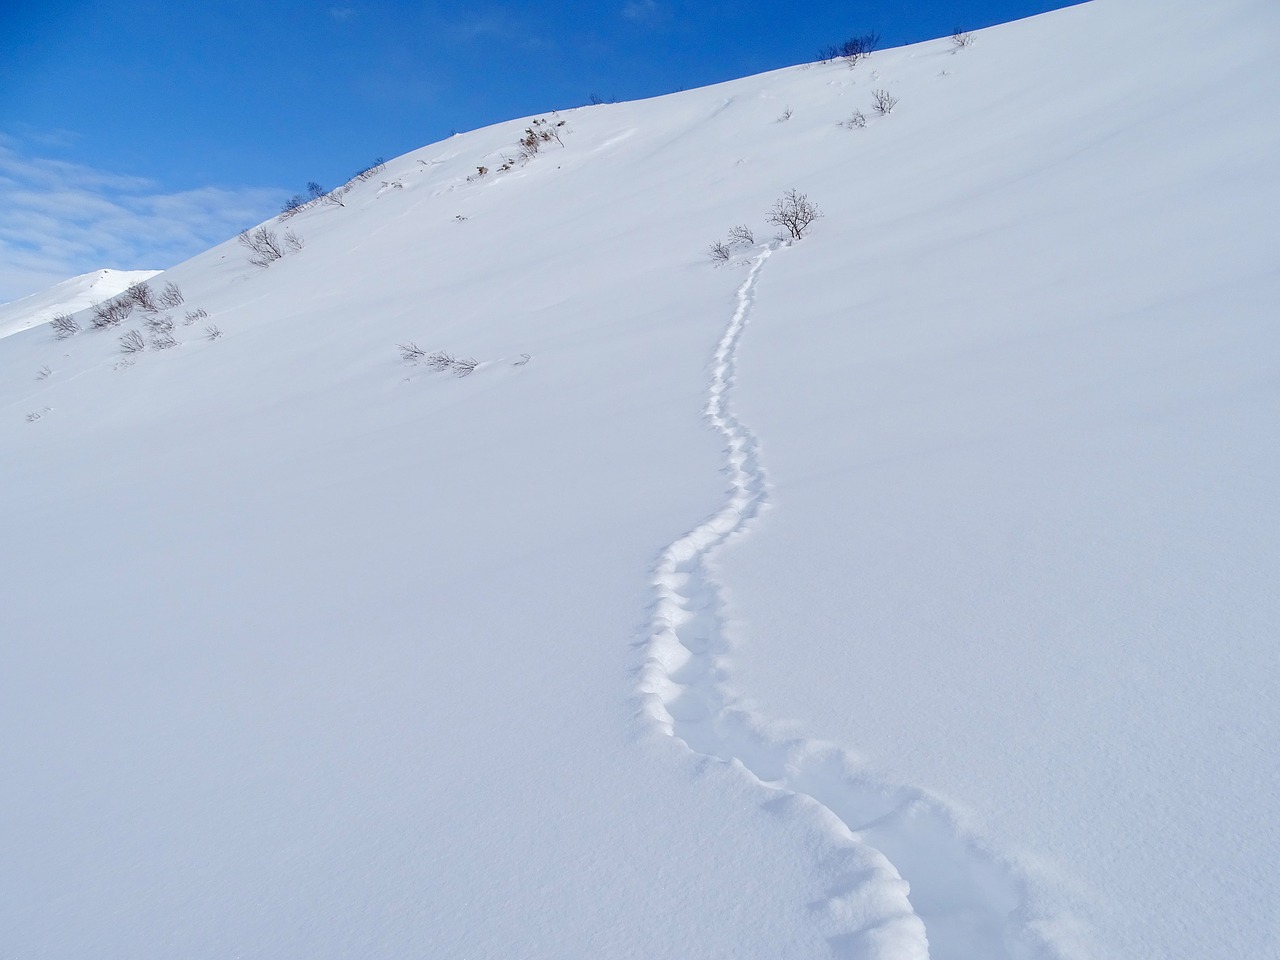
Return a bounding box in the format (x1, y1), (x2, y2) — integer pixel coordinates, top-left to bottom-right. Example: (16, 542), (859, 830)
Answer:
(0, 268), (161, 339)
(3, 1), (1278, 958)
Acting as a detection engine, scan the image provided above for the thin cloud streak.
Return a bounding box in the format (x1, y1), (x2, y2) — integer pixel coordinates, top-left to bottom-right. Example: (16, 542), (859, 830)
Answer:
(0, 136), (281, 303)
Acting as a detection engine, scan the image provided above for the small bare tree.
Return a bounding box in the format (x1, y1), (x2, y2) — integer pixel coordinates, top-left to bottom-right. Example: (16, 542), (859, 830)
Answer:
(183, 308), (208, 325)
(452, 357), (478, 378)
(205, 325), (223, 340)
(708, 240), (732, 263)
(119, 330), (146, 353)
(840, 33), (880, 67)
(777, 106), (793, 122)
(871, 89), (899, 115)
(952, 29), (974, 50)
(399, 342), (426, 362)
(728, 224), (755, 246)
(353, 158), (387, 182)
(238, 226), (285, 267)
(283, 229), (305, 252)
(841, 110), (867, 129)
(50, 313), (80, 339)
(36, 365), (52, 380)
(150, 331), (179, 350)
(426, 350), (455, 371)
(91, 299), (133, 329)
(124, 282), (159, 312)
(158, 282), (184, 308)
(766, 189), (823, 241)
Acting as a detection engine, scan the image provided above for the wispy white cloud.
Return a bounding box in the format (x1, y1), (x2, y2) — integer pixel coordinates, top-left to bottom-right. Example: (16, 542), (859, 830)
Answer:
(329, 6), (356, 21)
(621, 0), (665, 24)
(0, 134), (281, 303)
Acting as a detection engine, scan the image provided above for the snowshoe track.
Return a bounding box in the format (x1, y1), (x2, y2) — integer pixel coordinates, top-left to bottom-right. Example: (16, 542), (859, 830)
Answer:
(637, 245), (1075, 960)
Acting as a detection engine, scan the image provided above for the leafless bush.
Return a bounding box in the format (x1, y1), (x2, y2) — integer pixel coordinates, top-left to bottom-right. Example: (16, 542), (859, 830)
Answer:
(119, 330), (146, 353)
(151, 332), (179, 349)
(205, 325), (223, 340)
(183, 308), (208, 325)
(426, 350), (455, 371)
(283, 229), (305, 252)
(767, 189), (823, 241)
(452, 357), (478, 378)
(353, 158), (387, 182)
(777, 106), (793, 122)
(399, 342), (426, 362)
(91, 299), (133, 329)
(841, 110), (867, 129)
(50, 312), (80, 338)
(144, 314), (174, 335)
(26, 411), (43, 422)
(158, 282), (184, 308)
(514, 353), (531, 366)
(708, 240), (732, 263)
(238, 226), (285, 267)
(124, 282), (158, 312)
(952, 29), (974, 50)
(871, 89), (899, 115)
(839, 33), (880, 67)
(728, 224), (754, 246)
(280, 194), (307, 218)
(36, 365), (52, 380)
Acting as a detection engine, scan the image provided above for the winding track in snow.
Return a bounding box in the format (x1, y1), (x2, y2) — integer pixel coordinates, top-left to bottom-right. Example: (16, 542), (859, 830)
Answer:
(637, 245), (1071, 960)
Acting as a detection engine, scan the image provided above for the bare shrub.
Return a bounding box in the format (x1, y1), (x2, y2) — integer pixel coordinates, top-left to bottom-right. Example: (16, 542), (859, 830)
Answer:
(708, 240), (732, 263)
(124, 282), (159, 312)
(766, 189), (823, 241)
(280, 194), (307, 218)
(426, 350), (455, 371)
(452, 357), (478, 378)
(50, 313), (80, 339)
(952, 29), (974, 50)
(183, 308), (208, 325)
(205, 325), (223, 340)
(27, 412), (43, 422)
(871, 89), (899, 115)
(150, 332), (179, 350)
(119, 330), (146, 353)
(91, 299), (133, 329)
(514, 353), (531, 366)
(157, 282), (184, 308)
(144, 314), (174, 335)
(36, 365), (52, 380)
(399, 342), (426, 362)
(283, 229), (305, 252)
(238, 226), (285, 267)
(777, 106), (793, 122)
(353, 158), (387, 182)
(840, 33), (880, 67)
(842, 110), (867, 129)
(728, 224), (754, 246)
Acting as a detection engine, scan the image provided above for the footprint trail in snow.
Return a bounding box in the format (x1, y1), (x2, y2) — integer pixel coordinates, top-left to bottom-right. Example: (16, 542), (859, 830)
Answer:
(638, 245), (1074, 960)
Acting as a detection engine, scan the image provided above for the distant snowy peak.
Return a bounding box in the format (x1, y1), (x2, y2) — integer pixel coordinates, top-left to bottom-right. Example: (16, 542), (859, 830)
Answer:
(0, 268), (162, 339)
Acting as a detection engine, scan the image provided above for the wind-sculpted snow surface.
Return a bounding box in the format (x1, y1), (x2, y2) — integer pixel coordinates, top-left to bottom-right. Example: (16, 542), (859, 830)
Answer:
(639, 247), (1070, 960)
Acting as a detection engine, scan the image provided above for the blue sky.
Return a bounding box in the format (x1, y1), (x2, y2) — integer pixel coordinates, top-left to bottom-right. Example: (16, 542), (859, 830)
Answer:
(1, 0), (1083, 301)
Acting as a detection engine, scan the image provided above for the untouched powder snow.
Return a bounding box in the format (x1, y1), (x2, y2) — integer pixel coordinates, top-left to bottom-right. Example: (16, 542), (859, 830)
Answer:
(3, 1), (1278, 958)
(0, 269), (162, 340)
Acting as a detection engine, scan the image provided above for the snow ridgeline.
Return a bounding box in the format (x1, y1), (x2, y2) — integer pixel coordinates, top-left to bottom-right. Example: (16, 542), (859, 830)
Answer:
(638, 245), (1069, 960)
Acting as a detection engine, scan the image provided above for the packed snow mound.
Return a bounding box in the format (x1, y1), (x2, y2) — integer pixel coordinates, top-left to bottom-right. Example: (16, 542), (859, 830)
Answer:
(3, 1), (1278, 959)
(0, 268), (161, 339)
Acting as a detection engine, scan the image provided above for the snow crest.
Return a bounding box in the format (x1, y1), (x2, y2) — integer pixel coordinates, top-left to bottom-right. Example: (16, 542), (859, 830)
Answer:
(638, 245), (1074, 960)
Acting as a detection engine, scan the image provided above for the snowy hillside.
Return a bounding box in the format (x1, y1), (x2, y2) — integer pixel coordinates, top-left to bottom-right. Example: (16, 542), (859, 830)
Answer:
(3, 1), (1278, 959)
(0, 268), (160, 339)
